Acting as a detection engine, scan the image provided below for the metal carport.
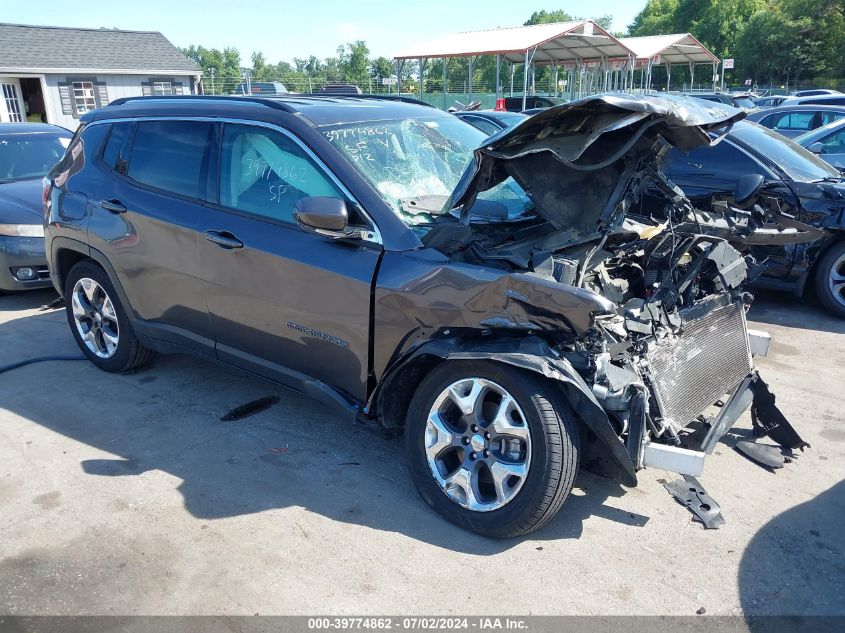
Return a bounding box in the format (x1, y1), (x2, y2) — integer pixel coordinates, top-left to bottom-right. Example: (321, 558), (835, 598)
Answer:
(618, 34), (721, 93)
(393, 20), (637, 110)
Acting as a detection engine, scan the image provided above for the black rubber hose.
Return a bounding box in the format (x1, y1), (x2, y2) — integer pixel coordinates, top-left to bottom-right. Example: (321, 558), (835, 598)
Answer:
(0, 355), (86, 375)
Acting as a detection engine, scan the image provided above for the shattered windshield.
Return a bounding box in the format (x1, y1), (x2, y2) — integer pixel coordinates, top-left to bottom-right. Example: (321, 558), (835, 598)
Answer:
(321, 117), (533, 225)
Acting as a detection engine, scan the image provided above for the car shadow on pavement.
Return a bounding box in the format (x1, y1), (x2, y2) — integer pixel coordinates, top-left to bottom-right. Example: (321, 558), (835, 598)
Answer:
(1, 298), (649, 552)
(738, 480), (845, 619)
(747, 290), (845, 335)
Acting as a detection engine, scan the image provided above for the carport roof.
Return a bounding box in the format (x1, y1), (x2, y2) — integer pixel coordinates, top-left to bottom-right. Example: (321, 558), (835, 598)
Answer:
(394, 20), (635, 64)
(618, 34), (719, 64)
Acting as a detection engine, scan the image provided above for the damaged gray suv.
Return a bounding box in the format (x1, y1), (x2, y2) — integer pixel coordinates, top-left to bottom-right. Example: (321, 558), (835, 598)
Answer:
(45, 94), (812, 537)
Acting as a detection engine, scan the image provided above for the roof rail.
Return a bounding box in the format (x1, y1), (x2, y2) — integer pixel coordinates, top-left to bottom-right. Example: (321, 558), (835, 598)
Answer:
(274, 93), (437, 108)
(106, 95), (296, 112)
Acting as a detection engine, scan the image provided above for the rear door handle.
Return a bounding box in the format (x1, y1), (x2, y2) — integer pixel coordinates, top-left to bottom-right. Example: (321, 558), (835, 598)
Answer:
(99, 199), (127, 214)
(203, 230), (244, 249)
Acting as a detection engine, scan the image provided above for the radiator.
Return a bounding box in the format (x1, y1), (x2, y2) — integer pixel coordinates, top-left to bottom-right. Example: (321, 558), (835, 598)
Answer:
(646, 297), (752, 432)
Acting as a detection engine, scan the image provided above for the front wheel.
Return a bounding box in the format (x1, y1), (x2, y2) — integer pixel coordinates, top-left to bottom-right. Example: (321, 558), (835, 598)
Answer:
(405, 360), (579, 538)
(815, 241), (845, 319)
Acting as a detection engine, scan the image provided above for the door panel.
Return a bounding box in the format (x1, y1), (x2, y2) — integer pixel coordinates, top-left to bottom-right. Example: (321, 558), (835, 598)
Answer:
(0, 79), (24, 123)
(201, 213), (380, 401)
(201, 122), (381, 402)
(87, 120), (215, 352)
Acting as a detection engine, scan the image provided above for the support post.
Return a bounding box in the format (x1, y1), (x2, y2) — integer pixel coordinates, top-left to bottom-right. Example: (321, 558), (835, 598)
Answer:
(495, 54), (501, 100)
(666, 62), (671, 92)
(395, 59), (401, 95)
(689, 61), (695, 92)
(419, 58), (425, 101)
(522, 49), (530, 111)
(442, 57), (447, 108)
(468, 56), (474, 102)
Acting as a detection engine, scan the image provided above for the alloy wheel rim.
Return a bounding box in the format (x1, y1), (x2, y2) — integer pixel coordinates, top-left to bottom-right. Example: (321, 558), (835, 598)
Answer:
(71, 278), (119, 359)
(425, 377), (531, 512)
(828, 253), (845, 308)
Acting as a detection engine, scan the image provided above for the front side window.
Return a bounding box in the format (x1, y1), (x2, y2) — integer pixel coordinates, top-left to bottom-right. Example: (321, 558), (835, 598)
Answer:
(126, 120), (213, 199)
(820, 111), (845, 126)
(321, 116), (532, 225)
(72, 81), (97, 114)
(219, 123), (342, 224)
(819, 128), (845, 154)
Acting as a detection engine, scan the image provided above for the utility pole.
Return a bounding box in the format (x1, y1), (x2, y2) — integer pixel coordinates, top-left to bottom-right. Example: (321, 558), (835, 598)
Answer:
(209, 67), (215, 95)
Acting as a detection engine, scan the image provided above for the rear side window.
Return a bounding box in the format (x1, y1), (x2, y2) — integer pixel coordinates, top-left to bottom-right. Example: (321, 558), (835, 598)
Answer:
(126, 121), (213, 200)
(101, 122), (130, 170)
(219, 123), (342, 224)
(766, 112), (815, 131)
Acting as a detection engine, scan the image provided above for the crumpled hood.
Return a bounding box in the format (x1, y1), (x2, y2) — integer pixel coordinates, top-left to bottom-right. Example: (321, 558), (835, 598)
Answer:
(446, 93), (746, 234)
(0, 178), (44, 224)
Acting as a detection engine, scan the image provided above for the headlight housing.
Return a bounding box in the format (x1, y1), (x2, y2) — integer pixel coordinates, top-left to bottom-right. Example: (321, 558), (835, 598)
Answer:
(0, 224), (45, 238)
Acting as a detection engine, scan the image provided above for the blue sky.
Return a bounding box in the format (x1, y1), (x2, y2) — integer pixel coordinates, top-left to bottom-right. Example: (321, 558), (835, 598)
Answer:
(5, 0), (645, 63)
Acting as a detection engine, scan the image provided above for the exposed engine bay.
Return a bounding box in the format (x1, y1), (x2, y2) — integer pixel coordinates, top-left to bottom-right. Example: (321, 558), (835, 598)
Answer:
(419, 94), (812, 475)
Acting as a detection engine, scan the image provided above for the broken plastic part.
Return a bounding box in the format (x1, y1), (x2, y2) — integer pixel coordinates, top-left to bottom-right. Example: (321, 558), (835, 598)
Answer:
(664, 475), (725, 529)
(735, 440), (786, 470)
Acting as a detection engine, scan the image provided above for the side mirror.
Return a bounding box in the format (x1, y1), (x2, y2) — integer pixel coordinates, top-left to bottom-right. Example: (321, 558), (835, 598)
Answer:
(734, 173), (765, 205)
(294, 196), (351, 237)
(808, 142), (824, 154)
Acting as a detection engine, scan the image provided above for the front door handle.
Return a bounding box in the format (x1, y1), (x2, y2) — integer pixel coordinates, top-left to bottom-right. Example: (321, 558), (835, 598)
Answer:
(99, 199), (127, 214)
(203, 230), (244, 249)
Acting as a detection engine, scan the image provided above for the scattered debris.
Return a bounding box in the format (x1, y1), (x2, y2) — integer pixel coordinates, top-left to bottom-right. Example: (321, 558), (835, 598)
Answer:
(267, 447), (288, 453)
(221, 396), (280, 421)
(735, 440), (786, 469)
(696, 607), (707, 615)
(664, 475), (725, 529)
(38, 295), (65, 311)
(338, 461), (361, 466)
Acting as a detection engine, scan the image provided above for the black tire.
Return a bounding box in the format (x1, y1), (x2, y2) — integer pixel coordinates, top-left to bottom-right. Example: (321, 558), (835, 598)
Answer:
(405, 360), (579, 538)
(64, 260), (152, 372)
(814, 241), (845, 319)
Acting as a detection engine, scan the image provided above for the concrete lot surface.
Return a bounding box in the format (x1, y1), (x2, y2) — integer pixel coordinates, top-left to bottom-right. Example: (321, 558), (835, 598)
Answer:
(0, 288), (843, 616)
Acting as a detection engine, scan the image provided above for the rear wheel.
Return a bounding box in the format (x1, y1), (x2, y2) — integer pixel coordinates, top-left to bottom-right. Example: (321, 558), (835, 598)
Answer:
(405, 360), (579, 538)
(64, 260), (152, 372)
(815, 241), (845, 319)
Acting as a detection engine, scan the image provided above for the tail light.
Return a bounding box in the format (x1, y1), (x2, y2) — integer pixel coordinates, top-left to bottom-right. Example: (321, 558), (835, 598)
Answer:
(494, 98), (506, 111)
(42, 176), (52, 224)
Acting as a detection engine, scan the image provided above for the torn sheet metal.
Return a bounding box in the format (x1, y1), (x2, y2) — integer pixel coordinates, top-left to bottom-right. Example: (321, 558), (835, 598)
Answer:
(665, 475), (725, 529)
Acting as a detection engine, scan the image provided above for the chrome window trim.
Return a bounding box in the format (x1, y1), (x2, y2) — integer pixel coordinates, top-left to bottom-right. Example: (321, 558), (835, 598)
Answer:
(83, 115), (383, 245)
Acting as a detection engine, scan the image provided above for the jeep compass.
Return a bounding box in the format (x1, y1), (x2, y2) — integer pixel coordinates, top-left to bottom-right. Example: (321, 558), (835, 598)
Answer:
(45, 94), (809, 537)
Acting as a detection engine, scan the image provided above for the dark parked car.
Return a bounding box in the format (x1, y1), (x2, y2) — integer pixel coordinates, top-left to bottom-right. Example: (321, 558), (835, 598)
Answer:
(685, 92), (757, 111)
(235, 81), (288, 95)
(662, 120), (845, 317)
(454, 110), (527, 135)
(754, 96), (788, 109)
(0, 122), (72, 292)
(319, 84), (363, 95)
(503, 96), (562, 112)
(795, 118), (845, 172)
(44, 94), (806, 537)
(746, 104), (845, 138)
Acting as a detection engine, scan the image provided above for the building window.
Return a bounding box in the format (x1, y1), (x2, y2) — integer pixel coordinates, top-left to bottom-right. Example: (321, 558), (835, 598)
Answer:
(152, 81), (173, 96)
(72, 81), (97, 113)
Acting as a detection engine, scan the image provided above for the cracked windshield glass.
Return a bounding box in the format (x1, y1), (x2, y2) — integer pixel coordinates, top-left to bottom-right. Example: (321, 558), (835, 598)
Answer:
(321, 117), (533, 227)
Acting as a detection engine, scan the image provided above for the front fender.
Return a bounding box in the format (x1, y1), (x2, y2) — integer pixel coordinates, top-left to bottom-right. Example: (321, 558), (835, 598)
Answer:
(373, 336), (637, 486)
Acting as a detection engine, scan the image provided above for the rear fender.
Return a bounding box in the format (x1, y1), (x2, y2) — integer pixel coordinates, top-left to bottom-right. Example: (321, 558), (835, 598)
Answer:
(372, 336), (637, 486)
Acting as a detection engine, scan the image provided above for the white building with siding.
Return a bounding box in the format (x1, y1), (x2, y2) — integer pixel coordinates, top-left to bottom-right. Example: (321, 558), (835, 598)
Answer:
(0, 23), (201, 130)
